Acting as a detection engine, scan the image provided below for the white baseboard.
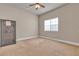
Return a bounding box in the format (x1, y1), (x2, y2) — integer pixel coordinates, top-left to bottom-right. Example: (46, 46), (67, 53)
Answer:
(16, 35), (38, 41)
(40, 36), (79, 46)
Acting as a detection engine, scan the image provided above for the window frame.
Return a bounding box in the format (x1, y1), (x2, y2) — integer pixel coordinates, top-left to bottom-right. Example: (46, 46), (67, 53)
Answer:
(44, 17), (59, 32)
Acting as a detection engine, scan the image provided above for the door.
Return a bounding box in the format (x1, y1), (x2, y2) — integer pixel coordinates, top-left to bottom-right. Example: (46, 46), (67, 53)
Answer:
(0, 20), (2, 46)
(1, 20), (16, 46)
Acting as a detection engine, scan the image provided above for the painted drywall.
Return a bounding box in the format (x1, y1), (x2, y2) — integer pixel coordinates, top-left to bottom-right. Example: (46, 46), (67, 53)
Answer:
(0, 4), (38, 40)
(39, 4), (79, 43)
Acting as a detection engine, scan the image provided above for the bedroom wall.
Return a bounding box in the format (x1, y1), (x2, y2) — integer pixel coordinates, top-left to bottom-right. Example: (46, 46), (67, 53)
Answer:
(0, 4), (38, 40)
(39, 4), (79, 43)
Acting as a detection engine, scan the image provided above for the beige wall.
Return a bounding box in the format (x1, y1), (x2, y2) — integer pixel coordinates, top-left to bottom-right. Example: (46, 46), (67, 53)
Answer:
(39, 4), (79, 43)
(0, 4), (38, 40)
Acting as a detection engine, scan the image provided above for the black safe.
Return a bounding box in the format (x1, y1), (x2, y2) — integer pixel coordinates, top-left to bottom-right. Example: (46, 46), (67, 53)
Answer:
(0, 19), (16, 46)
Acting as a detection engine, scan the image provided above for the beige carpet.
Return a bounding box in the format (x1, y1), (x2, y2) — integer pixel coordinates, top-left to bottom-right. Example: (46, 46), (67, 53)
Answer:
(0, 38), (79, 56)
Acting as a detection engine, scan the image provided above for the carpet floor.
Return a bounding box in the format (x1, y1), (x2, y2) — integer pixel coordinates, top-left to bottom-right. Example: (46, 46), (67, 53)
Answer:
(0, 38), (79, 56)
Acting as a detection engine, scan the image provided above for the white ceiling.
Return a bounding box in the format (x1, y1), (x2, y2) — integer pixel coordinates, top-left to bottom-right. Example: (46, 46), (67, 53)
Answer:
(6, 3), (65, 15)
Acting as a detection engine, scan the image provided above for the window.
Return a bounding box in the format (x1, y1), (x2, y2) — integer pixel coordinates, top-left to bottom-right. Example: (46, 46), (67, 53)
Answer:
(44, 17), (58, 31)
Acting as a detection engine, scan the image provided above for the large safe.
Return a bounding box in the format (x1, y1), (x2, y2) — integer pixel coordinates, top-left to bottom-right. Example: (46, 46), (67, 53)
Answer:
(0, 19), (16, 46)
